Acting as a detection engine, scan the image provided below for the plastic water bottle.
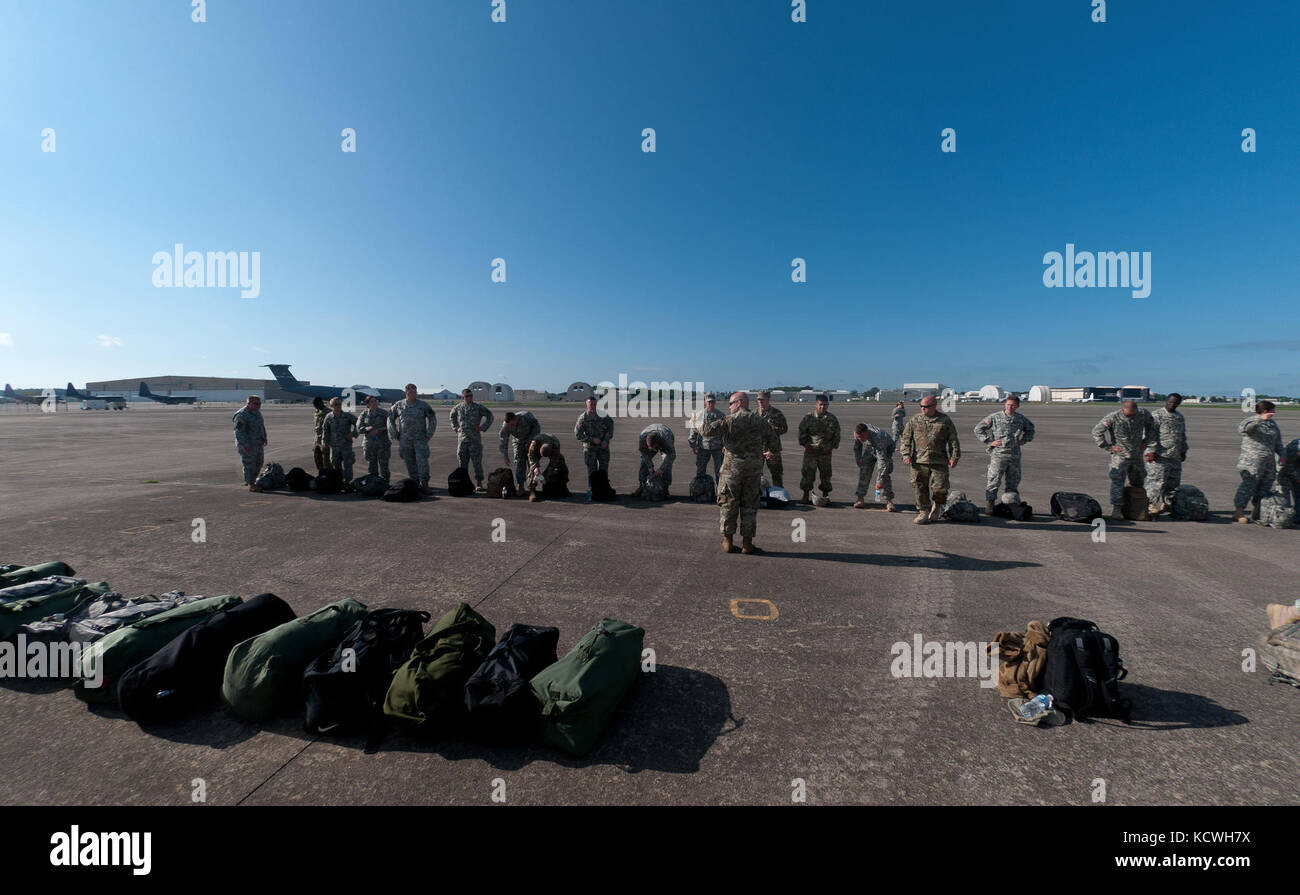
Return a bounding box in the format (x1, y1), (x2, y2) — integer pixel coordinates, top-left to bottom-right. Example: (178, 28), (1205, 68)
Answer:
(1018, 693), (1053, 720)
(874, 486), (882, 502)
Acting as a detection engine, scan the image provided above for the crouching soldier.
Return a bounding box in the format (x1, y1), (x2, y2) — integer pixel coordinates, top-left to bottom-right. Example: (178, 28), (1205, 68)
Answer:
(358, 395), (391, 480)
(635, 423), (676, 498)
(526, 435), (570, 502)
(322, 397), (358, 481)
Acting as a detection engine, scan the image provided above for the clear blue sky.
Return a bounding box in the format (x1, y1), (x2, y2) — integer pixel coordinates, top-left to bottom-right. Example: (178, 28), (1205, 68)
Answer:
(2, 0), (1297, 395)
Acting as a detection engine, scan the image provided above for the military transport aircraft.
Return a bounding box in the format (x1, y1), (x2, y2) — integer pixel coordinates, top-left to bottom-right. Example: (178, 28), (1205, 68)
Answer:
(263, 364), (407, 403)
(138, 382), (198, 405)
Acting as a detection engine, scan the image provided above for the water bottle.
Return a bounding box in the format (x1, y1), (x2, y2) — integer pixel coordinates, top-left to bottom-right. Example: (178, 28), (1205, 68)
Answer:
(1018, 693), (1053, 720)
(874, 486), (882, 502)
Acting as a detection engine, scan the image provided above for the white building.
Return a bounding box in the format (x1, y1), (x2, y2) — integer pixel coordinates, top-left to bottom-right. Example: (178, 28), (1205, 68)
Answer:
(1027, 385), (1052, 402)
(978, 384), (1007, 402)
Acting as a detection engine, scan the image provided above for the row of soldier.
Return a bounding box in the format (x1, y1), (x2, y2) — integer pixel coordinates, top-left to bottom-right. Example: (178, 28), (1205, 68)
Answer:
(231, 388), (1300, 550)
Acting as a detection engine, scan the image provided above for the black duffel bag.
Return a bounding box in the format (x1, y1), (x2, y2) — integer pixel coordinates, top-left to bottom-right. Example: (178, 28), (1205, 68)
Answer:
(1050, 491), (1102, 523)
(464, 623), (560, 743)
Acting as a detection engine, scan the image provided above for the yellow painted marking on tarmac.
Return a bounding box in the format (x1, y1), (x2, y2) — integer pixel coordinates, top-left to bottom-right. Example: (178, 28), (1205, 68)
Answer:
(239, 500), (272, 507)
(119, 524), (161, 534)
(730, 598), (778, 620)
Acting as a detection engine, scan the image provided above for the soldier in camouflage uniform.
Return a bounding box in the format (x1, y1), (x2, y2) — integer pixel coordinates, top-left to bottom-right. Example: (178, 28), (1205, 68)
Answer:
(701, 391), (776, 554)
(634, 422), (676, 497)
(1091, 400), (1155, 520)
(891, 402), (906, 441)
(232, 395), (267, 490)
(688, 393), (727, 480)
(973, 395), (1036, 512)
(526, 436), (569, 501)
(312, 396), (331, 472)
(1144, 393), (1187, 516)
(900, 395), (960, 524)
(1280, 436), (1300, 513)
(450, 388), (494, 491)
(797, 395), (841, 503)
(1234, 400), (1285, 523)
(573, 396), (613, 483)
(357, 394), (391, 480)
(756, 389), (788, 487)
(499, 411), (540, 498)
(852, 422), (896, 511)
(388, 384), (438, 494)
(321, 397), (358, 481)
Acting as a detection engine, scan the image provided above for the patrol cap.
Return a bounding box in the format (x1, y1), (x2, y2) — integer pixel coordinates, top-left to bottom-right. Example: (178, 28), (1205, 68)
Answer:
(758, 389), (772, 399)
(705, 392), (717, 401)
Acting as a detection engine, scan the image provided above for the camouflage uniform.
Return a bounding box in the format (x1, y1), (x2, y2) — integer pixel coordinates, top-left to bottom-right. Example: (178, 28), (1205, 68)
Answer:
(1091, 409), (1154, 506)
(688, 406), (727, 479)
(891, 405), (906, 441)
(388, 398), (438, 485)
(1278, 438), (1300, 509)
(637, 423), (676, 488)
(1145, 407), (1187, 508)
(901, 412), (960, 510)
(232, 406), (267, 485)
(450, 401), (494, 485)
(757, 398), (788, 487)
(358, 405), (391, 480)
(313, 404), (331, 471)
(853, 424), (896, 501)
(797, 409), (841, 494)
(973, 410), (1035, 504)
(526, 436), (569, 496)
(1235, 415), (1284, 509)
(322, 410), (358, 481)
(573, 410), (614, 480)
(499, 411), (540, 493)
(701, 408), (775, 538)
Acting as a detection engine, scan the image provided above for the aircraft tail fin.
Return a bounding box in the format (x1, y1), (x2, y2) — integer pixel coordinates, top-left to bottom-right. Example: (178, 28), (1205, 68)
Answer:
(66, 382), (82, 399)
(263, 364), (299, 387)
(138, 382), (151, 397)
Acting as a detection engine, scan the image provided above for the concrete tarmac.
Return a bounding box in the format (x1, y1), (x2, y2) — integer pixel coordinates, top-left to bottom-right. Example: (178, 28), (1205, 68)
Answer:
(0, 401), (1295, 805)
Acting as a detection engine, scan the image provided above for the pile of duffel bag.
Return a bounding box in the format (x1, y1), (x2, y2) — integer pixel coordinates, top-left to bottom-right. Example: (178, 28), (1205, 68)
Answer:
(2, 561), (645, 758)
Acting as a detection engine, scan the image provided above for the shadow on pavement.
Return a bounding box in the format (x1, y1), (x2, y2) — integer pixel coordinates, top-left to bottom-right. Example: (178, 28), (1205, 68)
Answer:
(761, 549), (1042, 572)
(1104, 683), (1249, 731)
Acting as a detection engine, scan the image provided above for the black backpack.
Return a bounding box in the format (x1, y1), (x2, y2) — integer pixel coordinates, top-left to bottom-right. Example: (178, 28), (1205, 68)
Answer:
(1050, 491), (1102, 523)
(350, 474), (388, 497)
(315, 469), (344, 495)
(1042, 617), (1131, 722)
(448, 466), (474, 497)
(117, 593), (297, 726)
(303, 608), (430, 736)
(286, 467), (314, 492)
(382, 478), (420, 502)
(991, 500), (1034, 521)
(589, 469), (617, 502)
(464, 624), (560, 743)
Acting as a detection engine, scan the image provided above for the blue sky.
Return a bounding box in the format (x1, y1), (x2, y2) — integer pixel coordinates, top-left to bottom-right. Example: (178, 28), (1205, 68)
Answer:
(2, 0), (1298, 395)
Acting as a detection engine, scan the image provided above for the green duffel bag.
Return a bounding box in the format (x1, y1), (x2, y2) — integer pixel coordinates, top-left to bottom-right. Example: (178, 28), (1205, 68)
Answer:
(527, 619), (644, 759)
(75, 594), (242, 704)
(0, 579), (108, 642)
(530, 618), (645, 757)
(0, 562), (77, 588)
(222, 598), (367, 722)
(383, 602), (495, 732)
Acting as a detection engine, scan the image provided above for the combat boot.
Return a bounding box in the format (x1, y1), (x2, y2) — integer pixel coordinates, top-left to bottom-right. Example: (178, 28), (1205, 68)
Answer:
(987, 500), (997, 514)
(801, 490), (812, 505)
(1234, 506), (1250, 524)
(884, 500), (897, 512)
(741, 537), (762, 555)
(722, 535), (737, 553)
(248, 483), (262, 493)
(1148, 502), (1163, 517)
(528, 486), (539, 502)
(913, 508), (930, 525)
(853, 499), (867, 509)
(929, 497), (946, 523)
(1110, 504), (1124, 521)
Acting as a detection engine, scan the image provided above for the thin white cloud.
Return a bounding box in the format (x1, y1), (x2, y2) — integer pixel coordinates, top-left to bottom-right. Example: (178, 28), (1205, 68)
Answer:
(0, 332), (12, 347)
(250, 345), (270, 354)
(97, 334), (124, 348)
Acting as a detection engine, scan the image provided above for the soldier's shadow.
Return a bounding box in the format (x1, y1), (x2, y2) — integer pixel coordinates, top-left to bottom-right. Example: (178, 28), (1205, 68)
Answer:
(760, 548), (1041, 572)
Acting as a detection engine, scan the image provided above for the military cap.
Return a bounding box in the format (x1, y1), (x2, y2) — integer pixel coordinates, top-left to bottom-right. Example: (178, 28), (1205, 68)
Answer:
(758, 389), (772, 399)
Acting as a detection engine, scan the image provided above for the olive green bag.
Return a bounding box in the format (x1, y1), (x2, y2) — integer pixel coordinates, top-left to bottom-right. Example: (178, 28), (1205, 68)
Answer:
(75, 594), (242, 705)
(530, 618), (645, 757)
(222, 598), (367, 722)
(0, 579), (108, 642)
(383, 602), (495, 732)
(0, 562), (77, 588)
